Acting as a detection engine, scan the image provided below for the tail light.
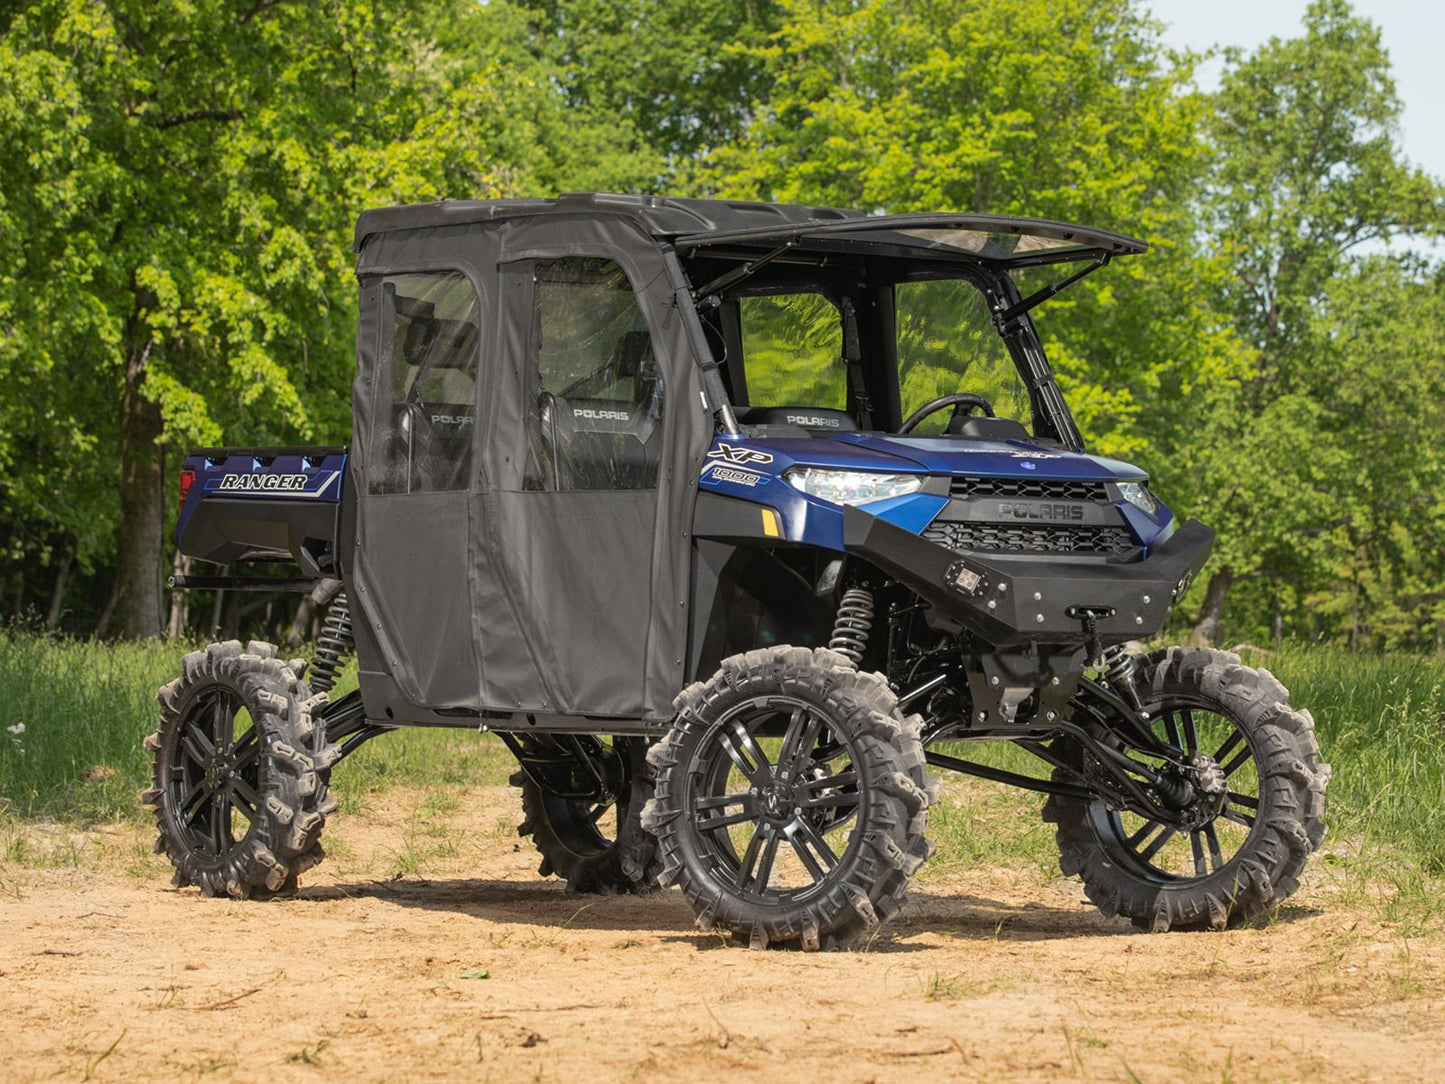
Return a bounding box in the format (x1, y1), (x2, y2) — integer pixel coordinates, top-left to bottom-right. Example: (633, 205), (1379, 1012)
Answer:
(178, 468), (196, 513)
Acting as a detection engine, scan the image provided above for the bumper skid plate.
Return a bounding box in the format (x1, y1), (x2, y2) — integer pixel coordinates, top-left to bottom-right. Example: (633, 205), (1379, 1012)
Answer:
(843, 507), (1214, 649)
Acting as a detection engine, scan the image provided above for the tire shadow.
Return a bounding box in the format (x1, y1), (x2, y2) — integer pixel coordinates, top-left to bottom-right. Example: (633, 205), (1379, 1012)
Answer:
(296, 875), (697, 932)
(892, 890), (1324, 944)
(290, 877), (1322, 950)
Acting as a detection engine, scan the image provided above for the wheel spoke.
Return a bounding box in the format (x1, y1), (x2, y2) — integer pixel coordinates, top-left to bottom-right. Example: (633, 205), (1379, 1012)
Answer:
(732, 724), (773, 775)
(209, 794), (230, 854)
(1221, 807), (1256, 829)
(797, 791), (860, 811)
(786, 817), (839, 880)
(776, 708), (807, 773)
(1189, 830), (1207, 876)
(1137, 823), (1178, 863)
(695, 792), (749, 812)
(1162, 712), (1183, 750)
(178, 779), (209, 825)
(719, 724), (770, 787)
(1180, 710), (1199, 754)
(752, 831), (780, 891)
(181, 726), (213, 768)
(702, 807), (759, 831)
(798, 769), (857, 793)
(778, 708), (824, 779)
(212, 695), (235, 753)
(1203, 822), (1226, 872)
(230, 728), (260, 775)
(1221, 747), (1253, 779)
(1226, 790), (1258, 809)
(229, 776), (261, 821)
(1125, 819), (1161, 848)
(1212, 729), (1244, 766)
(736, 824), (772, 891)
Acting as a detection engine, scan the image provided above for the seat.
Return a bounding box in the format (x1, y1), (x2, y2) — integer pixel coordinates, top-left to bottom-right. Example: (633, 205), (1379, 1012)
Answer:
(736, 406), (858, 433)
(537, 386), (663, 491)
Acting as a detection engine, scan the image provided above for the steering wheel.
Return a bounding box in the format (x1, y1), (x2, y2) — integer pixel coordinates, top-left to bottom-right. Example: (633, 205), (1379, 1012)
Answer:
(898, 392), (996, 434)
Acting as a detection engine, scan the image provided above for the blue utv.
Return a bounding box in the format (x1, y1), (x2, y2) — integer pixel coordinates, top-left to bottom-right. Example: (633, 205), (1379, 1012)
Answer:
(148, 195), (1330, 949)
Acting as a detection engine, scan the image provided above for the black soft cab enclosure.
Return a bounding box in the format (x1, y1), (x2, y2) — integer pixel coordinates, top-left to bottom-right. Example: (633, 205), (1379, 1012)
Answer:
(347, 202), (713, 722)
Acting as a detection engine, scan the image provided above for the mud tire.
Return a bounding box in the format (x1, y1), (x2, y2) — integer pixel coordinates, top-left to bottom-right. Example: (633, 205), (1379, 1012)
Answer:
(1043, 647), (1330, 931)
(642, 646), (939, 950)
(512, 737), (661, 894)
(142, 640), (339, 898)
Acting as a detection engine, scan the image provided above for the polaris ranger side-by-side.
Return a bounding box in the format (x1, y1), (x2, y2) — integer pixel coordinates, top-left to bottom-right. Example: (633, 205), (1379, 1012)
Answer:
(146, 195), (1330, 948)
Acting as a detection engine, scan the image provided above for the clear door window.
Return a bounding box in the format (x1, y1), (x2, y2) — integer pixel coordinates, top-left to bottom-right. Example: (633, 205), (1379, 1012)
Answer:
(739, 293), (844, 409)
(527, 258), (665, 491)
(370, 272), (481, 494)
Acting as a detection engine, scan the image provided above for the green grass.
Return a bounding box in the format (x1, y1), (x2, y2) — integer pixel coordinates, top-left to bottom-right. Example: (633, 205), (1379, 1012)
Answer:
(1, 633), (1443, 917)
(1242, 645), (1445, 926)
(0, 632), (187, 821)
(0, 632), (512, 824)
(1248, 645), (1445, 875)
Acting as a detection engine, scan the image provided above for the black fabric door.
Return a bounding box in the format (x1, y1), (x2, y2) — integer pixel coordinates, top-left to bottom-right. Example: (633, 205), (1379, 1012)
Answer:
(469, 216), (710, 722)
(349, 244), (492, 710)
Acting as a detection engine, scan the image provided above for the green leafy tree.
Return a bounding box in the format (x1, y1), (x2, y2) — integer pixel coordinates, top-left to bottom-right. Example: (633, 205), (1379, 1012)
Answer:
(504, 0), (783, 171)
(1188, 0), (1445, 643)
(0, 1), (654, 636)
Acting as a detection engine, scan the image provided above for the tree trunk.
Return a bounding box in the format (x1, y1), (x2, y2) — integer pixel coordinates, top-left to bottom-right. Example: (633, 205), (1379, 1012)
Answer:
(44, 548), (74, 630)
(116, 335), (165, 639)
(1190, 568), (1234, 647)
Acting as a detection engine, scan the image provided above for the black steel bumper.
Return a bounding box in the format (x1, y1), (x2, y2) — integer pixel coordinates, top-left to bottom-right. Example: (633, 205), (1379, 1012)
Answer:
(843, 507), (1214, 648)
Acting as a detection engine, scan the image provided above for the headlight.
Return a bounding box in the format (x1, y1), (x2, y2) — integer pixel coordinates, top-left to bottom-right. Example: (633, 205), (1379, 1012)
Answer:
(784, 467), (923, 506)
(1118, 480), (1159, 516)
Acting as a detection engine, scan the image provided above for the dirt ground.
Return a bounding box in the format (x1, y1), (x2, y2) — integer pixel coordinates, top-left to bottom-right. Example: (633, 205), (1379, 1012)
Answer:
(2, 782), (1443, 1084)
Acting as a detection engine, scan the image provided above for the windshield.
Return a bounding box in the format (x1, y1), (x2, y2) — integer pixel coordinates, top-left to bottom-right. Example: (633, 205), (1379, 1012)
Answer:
(896, 278), (1030, 435)
(738, 292), (845, 408)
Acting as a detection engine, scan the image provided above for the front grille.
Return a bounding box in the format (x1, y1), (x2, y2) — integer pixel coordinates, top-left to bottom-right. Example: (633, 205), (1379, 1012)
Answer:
(949, 475), (1110, 501)
(923, 521), (1138, 557)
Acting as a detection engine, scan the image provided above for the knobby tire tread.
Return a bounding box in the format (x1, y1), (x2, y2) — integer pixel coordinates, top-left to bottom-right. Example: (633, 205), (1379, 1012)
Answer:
(1042, 646), (1331, 931)
(143, 640), (339, 899)
(511, 739), (662, 895)
(642, 646), (940, 950)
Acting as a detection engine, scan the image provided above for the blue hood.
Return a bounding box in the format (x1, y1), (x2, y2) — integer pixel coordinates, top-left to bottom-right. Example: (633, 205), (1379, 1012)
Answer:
(764, 432), (1147, 480)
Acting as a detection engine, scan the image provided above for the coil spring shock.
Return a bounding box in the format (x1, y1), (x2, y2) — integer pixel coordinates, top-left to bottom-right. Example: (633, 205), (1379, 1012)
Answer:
(828, 587), (875, 665)
(1100, 643), (1136, 681)
(1100, 642), (1145, 712)
(308, 591), (354, 695)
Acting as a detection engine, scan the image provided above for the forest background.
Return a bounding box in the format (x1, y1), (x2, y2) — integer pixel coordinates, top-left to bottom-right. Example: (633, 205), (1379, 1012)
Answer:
(1, 0), (1442, 651)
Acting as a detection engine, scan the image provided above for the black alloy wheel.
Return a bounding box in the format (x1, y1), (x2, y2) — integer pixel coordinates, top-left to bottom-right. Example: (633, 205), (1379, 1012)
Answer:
(1044, 647), (1329, 931)
(644, 646), (938, 950)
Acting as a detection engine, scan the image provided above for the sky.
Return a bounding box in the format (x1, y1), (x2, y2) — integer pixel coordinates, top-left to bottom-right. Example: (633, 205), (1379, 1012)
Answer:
(1147, 0), (1445, 179)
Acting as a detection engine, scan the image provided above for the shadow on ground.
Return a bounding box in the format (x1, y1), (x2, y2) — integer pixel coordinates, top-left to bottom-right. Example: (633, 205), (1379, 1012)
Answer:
(282, 875), (1318, 950)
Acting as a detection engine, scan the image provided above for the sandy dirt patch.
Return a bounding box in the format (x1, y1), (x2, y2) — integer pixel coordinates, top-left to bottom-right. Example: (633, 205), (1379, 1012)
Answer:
(2, 783), (1442, 1083)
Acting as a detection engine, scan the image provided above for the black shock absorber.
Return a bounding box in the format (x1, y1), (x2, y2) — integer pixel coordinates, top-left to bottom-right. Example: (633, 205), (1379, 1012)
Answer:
(308, 591), (354, 694)
(1101, 642), (1145, 713)
(828, 587), (875, 665)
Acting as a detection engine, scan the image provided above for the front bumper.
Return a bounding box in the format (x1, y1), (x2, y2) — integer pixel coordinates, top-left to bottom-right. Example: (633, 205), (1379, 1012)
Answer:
(843, 506), (1213, 648)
